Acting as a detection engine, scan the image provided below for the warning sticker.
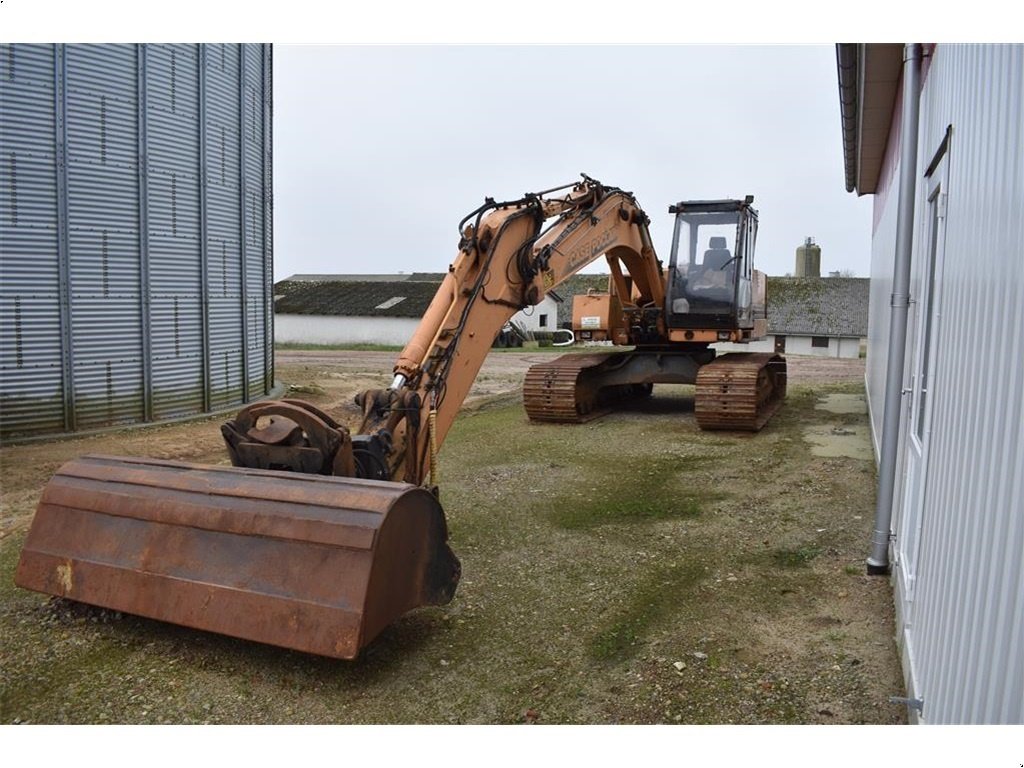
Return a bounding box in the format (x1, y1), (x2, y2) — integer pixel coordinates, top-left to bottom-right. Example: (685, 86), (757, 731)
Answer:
(580, 316), (602, 329)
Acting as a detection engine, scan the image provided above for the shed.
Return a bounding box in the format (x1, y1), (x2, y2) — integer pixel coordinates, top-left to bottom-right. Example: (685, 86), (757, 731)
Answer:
(761, 276), (869, 358)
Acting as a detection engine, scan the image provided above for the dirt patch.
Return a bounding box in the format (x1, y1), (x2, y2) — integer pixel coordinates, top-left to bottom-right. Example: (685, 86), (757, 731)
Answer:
(0, 351), (906, 724)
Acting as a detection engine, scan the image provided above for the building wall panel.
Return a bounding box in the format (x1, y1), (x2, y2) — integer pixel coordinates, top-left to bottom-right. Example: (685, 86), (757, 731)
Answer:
(907, 43), (1023, 725)
(863, 43), (1023, 724)
(0, 44), (65, 434)
(0, 44), (273, 440)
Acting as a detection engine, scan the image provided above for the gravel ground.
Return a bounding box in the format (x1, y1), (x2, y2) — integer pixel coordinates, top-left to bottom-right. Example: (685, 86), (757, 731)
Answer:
(0, 349), (906, 725)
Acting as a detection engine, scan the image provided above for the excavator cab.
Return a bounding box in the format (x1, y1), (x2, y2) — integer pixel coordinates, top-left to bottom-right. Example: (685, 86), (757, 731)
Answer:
(666, 197), (758, 330)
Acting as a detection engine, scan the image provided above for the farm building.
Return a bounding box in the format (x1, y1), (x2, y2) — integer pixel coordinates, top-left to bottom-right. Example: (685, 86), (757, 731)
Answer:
(0, 44), (274, 439)
(837, 43), (1022, 723)
(726, 275), (868, 358)
(274, 273), (561, 345)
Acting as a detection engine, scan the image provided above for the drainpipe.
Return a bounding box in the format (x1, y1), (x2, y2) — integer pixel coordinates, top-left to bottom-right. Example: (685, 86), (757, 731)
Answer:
(867, 43), (923, 575)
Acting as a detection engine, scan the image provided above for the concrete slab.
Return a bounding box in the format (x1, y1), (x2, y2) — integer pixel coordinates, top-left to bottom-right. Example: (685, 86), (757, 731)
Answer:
(815, 393), (868, 415)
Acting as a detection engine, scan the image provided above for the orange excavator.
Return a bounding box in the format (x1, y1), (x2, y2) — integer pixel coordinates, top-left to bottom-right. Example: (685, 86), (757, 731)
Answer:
(523, 194), (786, 430)
(16, 176), (784, 660)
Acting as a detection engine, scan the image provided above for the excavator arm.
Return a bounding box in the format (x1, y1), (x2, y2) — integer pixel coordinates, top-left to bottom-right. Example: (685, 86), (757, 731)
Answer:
(225, 176), (664, 488)
(366, 176), (663, 486)
(17, 176), (665, 660)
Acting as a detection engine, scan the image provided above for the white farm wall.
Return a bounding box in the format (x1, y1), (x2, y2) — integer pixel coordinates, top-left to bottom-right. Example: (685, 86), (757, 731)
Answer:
(866, 179), (901, 448)
(511, 296), (559, 333)
(276, 314), (420, 346)
(837, 337), (862, 359)
(780, 335), (845, 358)
(865, 44), (1023, 724)
(713, 335), (861, 358)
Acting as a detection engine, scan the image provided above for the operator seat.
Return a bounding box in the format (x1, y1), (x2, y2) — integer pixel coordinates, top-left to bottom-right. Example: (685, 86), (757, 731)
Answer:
(702, 236), (732, 270)
(685, 235), (734, 306)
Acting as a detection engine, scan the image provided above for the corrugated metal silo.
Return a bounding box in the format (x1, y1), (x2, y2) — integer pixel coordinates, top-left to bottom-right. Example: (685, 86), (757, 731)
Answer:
(0, 43), (274, 439)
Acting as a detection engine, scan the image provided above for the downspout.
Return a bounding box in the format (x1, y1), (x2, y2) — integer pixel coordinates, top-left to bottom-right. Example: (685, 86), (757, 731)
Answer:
(867, 43), (923, 575)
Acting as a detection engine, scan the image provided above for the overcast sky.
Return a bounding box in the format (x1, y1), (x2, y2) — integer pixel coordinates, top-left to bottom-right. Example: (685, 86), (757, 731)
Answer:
(273, 45), (873, 282)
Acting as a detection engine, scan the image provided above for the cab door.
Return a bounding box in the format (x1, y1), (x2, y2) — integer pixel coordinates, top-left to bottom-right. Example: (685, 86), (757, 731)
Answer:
(736, 210), (756, 327)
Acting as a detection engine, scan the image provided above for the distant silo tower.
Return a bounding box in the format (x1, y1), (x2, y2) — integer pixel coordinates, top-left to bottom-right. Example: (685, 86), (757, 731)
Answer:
(795, 237), (821, 277)
(0, 44), (274, 439)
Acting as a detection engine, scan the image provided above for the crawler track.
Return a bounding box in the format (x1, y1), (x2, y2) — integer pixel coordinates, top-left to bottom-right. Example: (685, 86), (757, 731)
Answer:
(524, 350), (787, 431)
(523, 353), (651, 423)
(694, 353), (787, 431)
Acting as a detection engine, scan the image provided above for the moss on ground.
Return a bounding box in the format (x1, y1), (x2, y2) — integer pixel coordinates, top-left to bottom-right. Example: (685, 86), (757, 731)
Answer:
(588, 563), (705, 662)
(549, 455), (720, 530)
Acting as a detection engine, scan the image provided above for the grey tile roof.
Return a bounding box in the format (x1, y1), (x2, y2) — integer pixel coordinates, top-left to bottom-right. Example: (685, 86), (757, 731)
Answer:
(274, 279), (441, 318)
(767, 277), (869, 337)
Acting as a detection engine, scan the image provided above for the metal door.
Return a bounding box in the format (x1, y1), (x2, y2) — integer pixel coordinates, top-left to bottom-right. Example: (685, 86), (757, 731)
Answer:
(898, 144), (948, 602)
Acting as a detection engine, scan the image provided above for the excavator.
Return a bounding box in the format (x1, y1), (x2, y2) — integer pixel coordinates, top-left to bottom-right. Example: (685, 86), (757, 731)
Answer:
(523, 195), (786, 430)
(15, 176), (785, 660)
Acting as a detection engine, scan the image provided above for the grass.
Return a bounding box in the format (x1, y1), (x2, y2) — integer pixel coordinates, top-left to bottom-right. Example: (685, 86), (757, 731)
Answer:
(550, 455), (723, 530)
(0, 372), (906, 725)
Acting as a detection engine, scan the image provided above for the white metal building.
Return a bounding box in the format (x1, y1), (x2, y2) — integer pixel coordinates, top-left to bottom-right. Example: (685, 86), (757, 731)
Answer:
(837, 43), (1022, 724)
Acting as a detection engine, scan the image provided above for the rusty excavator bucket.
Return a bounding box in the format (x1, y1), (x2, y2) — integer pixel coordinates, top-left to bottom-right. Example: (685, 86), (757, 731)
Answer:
(15, 455), (460, 659)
